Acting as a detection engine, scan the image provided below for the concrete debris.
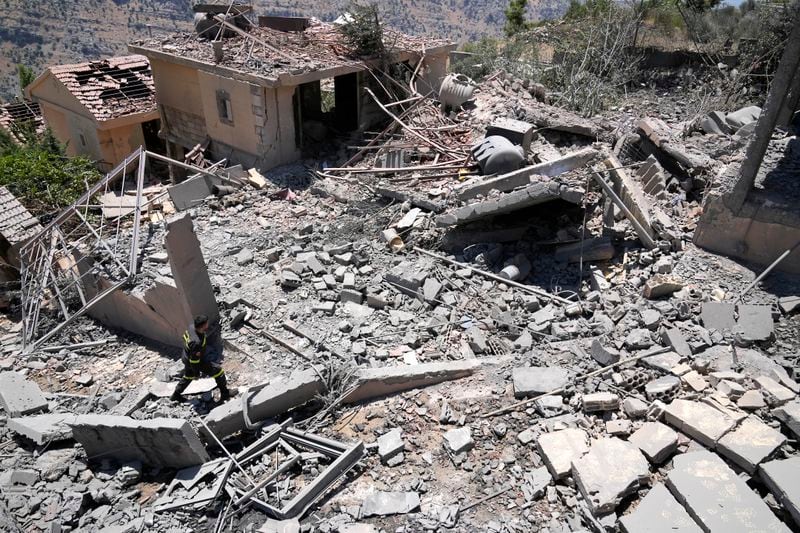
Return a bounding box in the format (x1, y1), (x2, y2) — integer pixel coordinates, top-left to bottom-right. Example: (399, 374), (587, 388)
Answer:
(537, 428), (589, 480)
(571, 437), (650, 515)
(754, 375), (795, 406)
(628, 422), (678, 464)
(8, 413), (75, 444)
(735, 304), (775, 343)
(444, 426), (474, 454)
(582, 392), (619, 412)
(377, 428), (405, 464)
(773, 401), (800, 439)
(642, 275), (684, 299)
(70, 415), (209, 468)
(716, 416), (786, 474)
(700, 302), (736, 331)
(666, 451), (790, 533)
(760, 457), (800, 527)
(0, 371), (49, 417)
(361, 491), (420, 517)
(513, 366), (572, 398)
(663, 399), (737, 448)
(619, 483), (703, 533)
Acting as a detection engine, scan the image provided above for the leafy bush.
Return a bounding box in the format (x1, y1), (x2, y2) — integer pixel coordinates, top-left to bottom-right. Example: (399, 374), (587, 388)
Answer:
(338, 2), (385, 59)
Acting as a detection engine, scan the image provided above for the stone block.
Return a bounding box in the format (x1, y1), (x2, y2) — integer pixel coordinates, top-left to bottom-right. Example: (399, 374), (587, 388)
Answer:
(536, 428), (589, 480)
(512, 367), (571, 399)
(754, 376), (795, 406)
(773, 401), (800, 438)
(628, 422), (678, 464)
(666, 451), (790, 533)
(571, 437), (650, 515)
(444, 427), (473, 454)
(623, 398), (649, 419)
(0, 372), (48, 417)
(738, 390), (766, 410)
(663, 399), (737, 448)
(735, 304), (774, 342)
(760, 457), (800, 527)
(8, 413), (75, 445)
(700, 302), (735, 331)
(582, 392), (619, 412)
(340, 289), (364, 304)
(69, 415), (209, 469)
(619, 483), (702, 533)
(716, 416), (786, 474)
(646, 375), (682, 400)
(377, 428), (405, 464)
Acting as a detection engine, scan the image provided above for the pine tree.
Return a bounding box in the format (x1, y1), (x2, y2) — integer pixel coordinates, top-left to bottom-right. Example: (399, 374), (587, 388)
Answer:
(504, 0), (529, 36)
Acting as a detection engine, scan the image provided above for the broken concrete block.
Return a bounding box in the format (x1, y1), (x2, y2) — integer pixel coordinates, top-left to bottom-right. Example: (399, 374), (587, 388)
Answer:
(738, 389), (766, 410)
(342, 360), (480, 404)
(772, 401), (800, 438)
(571, 437), (650, 515)
(524, 466), (552, 500)
(512, 367), (571, 399)
(779, 296), (800, 315)
(204, 368), (325, 438)
(642, 351), (682, 373)
(590, 339), (620, 366)
(360, 491), (420, 517)
(700, 302), (736, 331)
(760, 457), (800, 528)
(645, 375), (681, 400)
(384, 261), (428, 297)
(725, 105), (761, 128)
(666, 451), (790, 533)
(582, 392), (619, 412)
(628, 422), (678, 464)
(8, 413), (75, 445)
(339, 289), (364, 305)
(641, 308), (661, 330)
(619, 483), (703, 533)
(754, 375), (795, 406)
(716, 416), (786, 474)
(0, 372), (48, 417)
(662, 328), (691, 357)
(735, 304), (774, 343)
(313, 301), (336, 315)
(708, 370), (744, 387)
(465, 327), (487, 354)
(663, 399), (737, 448)
(444, 427), (473, 454)
(377, 428), (405, 465)
(421, 277), (442, 301)
(623, 398), (649, 419)
(69, 415), (209, 469)
(624, 328), (653, 350)
(716, 379), (745, 399)
(0, 469), (38, 488)
(681, 370), (708, 392)
(606, 419), (631, 436)
(235, 248), (254, 266)
(536, 428), (589, 480)
(642, 275), (683, 299)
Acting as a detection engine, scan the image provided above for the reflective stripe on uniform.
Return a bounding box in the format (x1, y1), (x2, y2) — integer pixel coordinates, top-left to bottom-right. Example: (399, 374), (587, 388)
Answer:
(189, 358), (201, 364)
(211, 368), (225, 378)
(182, 375), (196, 380)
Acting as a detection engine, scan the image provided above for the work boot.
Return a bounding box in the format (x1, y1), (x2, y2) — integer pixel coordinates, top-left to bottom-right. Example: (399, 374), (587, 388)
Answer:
(170, 390), (187, 403)
(216, 374), (231, 403)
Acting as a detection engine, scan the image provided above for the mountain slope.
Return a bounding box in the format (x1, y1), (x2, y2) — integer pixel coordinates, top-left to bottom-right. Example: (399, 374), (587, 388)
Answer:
(0, 0), (569, 100)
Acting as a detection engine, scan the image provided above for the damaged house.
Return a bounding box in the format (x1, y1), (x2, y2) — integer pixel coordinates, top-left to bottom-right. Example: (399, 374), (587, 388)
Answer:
(25, 55), (162, 168)
(0, 99), (44, 143)
(129, 6), (455, 173)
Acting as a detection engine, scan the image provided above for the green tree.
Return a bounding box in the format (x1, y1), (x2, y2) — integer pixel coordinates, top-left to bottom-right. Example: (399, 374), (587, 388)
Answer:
(16, 64), (35, 96)
(504, 0), (529, 36)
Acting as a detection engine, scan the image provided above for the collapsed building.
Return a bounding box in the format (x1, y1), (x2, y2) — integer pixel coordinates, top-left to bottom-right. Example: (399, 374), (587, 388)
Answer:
(1, 3), (800, 533)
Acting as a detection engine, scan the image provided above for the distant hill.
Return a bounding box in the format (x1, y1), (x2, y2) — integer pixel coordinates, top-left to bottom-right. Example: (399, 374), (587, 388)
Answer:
(0, 0), (569, 101)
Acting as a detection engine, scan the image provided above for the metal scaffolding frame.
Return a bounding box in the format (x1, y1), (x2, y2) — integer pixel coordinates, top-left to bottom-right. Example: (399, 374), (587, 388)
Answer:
(19, 148), (228, 351)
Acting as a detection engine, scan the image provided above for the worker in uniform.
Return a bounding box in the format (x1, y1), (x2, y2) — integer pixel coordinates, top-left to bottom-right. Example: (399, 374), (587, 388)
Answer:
(171, 315), (231, 403)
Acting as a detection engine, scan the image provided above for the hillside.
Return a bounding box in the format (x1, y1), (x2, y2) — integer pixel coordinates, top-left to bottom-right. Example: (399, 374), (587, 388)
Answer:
(0, 0), (569, 101)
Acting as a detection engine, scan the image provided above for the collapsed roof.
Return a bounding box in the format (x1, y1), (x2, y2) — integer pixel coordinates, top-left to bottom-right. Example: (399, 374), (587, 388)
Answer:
(0, 100), (44, 143)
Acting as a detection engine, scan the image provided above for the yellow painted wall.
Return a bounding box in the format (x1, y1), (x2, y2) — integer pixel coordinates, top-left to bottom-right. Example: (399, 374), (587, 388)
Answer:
(149, 58), (202, 115)
(197, 70), (259, 156)
(99, 124), (145, 167)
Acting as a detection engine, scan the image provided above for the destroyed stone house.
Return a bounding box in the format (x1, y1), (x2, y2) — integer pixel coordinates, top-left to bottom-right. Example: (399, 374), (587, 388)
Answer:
(129, 9), (455, 173)
(0, 186), (42, 282)
(24, 55), (162, 169)
(0, 99), (44, 142)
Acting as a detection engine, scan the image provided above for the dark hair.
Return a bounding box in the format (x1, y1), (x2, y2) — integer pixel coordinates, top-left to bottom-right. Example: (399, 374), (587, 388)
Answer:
(194, 315), (209, 328)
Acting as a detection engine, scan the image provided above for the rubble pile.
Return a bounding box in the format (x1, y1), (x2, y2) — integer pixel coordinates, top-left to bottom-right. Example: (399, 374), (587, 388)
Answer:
(1, 61), (800, 533)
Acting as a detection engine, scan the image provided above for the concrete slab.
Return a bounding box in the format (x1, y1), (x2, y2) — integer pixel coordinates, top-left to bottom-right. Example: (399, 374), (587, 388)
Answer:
(736, 304), (774, 342)
(0, 372), (48, 417)
(360, 491), (420, 517)
(700, 302), (736, 331)
(512, 366), (572, 399)
(69, 415), (209, 468)
(760, 457), (800, 527)
(536, 428), (589, 480)
(204, 368), (325, 439)
(619, 483), (703, 533)
(754, 375), (795, 406)
(571, 437), (650, 515)
(716, 416), (786, 474)
(184, 378), (218, 396)
(662, 328), (692, 357)
(342, 360), (481, 404)
(8, 413), (75, 445)
(666, 451), (791, 533)
(628, 422), (678, 464)
(663, 399), (737, 448)
(773, 401), (800, 438)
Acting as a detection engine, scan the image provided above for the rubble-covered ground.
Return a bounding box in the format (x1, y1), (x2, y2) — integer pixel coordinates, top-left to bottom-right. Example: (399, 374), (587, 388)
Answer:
(1, 67), (800, 533)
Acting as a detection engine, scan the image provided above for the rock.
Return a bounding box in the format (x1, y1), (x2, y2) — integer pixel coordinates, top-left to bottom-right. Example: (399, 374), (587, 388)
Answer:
(512, 366), (571, 399)
(738, 390), (766, 410)
(517, 428), (537, 445)
(759, 457), (800, 528)
(725, 105), (761, 128)
(524, 466), (552, 500)
(235, 248), (254, 266)
(628, 422), (678, 464)
(619, 483), (702, 533)
(754, 375), (795, 406)
(708, 370), (744, 386)
(716, 416), (786, 474)
(606, 419), (631, 436)
(422, 277), (442, 302)
(716, 379), (745, 399)
(74, 373), (94, 387)
(536, 428), (589, 480)
(681, 370), (708, 393)
(623, 398), (649, 419)
(35, 449), (77, 481)
(642, 275), (683, 299)
(624, 328), (653, 349)
(571, 437), (650, 515)
(642, 351), (682, 373)
(360, 491), (420, 517)
(700, 302), (735, 331)
(590, 339), (620, 366)
(466, 327), (487, 354)
(666, 451), (790, 533)
(662, 399), (737, 448)
(535, 395), (565, 417)
(735, 304), (774, 343)
(444, 427), (473, 454)
(641, 309), (661, 330)
(582, 392), (619, 412)
(377, 428), (405, 465)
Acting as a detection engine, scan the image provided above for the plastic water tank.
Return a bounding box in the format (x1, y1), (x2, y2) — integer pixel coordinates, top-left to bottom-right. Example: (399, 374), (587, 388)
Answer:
(471, 135), (525, 175)
(439, 74), (477, 111)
